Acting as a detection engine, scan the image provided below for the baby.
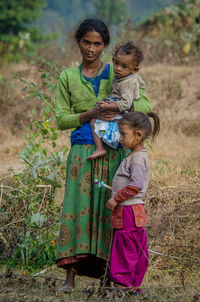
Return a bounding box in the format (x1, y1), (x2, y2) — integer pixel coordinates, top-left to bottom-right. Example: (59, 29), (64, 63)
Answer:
(87, 42), (145, 161)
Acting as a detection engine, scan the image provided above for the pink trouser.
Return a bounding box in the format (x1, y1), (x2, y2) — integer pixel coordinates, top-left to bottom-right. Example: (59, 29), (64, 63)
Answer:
(110, 206), (149, 290)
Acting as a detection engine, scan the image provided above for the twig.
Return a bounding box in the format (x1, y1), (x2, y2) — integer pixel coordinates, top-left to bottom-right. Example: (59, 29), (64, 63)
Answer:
(44, 100), (56, 112)
(0, 169), (25, 181)
(0, 185), (28, 196)
(31, 269), (48, 277)
(36, 185), (51, 188)
(38, 187), (48, 212)
(100, 230), (113, 294)
(0, 273), (200, 289)
(150, 241), (195, 249)
(149, 249), (200, 263)
(185, 228), (188, 256)
(0, 218), (25, 229)
(0, 183), (3, 206)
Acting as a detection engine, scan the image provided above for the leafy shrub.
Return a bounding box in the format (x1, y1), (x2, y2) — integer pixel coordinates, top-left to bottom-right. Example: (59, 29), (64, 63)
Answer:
(0, 59), (68, 272)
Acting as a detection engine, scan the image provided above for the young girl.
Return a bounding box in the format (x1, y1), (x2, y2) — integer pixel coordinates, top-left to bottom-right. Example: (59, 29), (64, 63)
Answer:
(106, 111), (160, 293)
(87, 42), (146, 161)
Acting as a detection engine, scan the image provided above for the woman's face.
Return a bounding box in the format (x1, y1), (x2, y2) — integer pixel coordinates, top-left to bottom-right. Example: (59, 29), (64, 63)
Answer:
(79, 31), (106, 63)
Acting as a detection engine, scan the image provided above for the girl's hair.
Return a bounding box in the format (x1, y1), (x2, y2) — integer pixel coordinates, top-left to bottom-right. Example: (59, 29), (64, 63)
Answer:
(114, 41), (144, 67)
(118, 111), (160, 142)
(75, 18), (110, 46)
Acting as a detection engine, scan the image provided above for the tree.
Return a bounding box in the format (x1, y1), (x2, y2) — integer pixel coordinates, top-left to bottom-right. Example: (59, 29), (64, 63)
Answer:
(94, 0), (128, 26)
(0, 0), (46, 36)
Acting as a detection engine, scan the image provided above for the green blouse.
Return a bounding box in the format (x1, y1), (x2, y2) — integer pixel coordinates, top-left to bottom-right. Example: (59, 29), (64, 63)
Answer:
(55, 64), (153, 130)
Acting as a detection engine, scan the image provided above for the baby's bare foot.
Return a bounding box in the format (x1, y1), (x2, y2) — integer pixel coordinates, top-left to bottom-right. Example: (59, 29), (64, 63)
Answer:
(86, 149), (106, 161)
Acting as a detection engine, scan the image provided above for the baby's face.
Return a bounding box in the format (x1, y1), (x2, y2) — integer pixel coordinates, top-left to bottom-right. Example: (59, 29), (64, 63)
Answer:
(113, 51), (138, 79)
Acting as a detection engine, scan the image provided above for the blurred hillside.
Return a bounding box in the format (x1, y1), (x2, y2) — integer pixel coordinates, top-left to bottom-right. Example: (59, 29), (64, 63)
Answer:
(0, 0), (199, 64)
(36, 0), (180, 43)
(117, 0), (200, 65)
(36, 0), (200, 65)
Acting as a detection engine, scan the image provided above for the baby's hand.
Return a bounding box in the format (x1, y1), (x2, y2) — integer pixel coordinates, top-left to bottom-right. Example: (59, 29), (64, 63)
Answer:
(97, 111), (115, 121)
(106, 198), (118, 211)
(98, 101), (111, 110)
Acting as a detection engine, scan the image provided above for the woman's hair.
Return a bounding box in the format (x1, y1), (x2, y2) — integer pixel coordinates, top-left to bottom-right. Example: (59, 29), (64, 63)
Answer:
(118, 111), (160, 142)
(75, 18), (110, 46)
(114, 41), (144, 67)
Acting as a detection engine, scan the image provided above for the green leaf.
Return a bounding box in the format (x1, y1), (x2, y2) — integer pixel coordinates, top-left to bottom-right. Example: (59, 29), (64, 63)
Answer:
(49, 84), (56, 92)
(56, 152), (66, 165)
(44, 105), (50, 115)
(19, 153), (34, 168)
(39, 175), (62, 188)
(31, 213), (46, 227)
(52, 141), (56, 148)
(50, 150), (57, 161)
(41, 73), (49, 79)
(30, 168), (37, 178)
(44, 95), (49, 100)
(51, 132), (58, 141)
(22, 86), (27, 92)
(41, 128), (48, 136)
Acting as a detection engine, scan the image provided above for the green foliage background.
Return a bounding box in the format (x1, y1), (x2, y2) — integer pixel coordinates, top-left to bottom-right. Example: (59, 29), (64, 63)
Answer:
(0, 0), (46, 62)
(0, 0), (46, 39)
(37, 0), (180, 39)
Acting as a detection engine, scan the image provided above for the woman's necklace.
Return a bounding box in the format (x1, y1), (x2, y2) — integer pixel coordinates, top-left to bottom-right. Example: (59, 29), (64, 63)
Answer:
(80, 61), (104, 85)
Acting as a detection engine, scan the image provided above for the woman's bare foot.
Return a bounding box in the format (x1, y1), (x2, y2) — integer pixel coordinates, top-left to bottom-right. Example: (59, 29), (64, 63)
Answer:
(57, 265), (76, 292)
(86, 149), (106, 161)
(56, 284), (73, 293)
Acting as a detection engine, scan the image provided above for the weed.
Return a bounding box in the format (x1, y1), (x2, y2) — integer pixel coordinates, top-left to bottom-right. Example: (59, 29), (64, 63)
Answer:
(0, 59), (68, 272)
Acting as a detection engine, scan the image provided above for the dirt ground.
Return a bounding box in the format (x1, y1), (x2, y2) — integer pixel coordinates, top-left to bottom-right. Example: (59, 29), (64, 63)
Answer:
(0, 267), (200, 302)
(0, 63), (200, 301)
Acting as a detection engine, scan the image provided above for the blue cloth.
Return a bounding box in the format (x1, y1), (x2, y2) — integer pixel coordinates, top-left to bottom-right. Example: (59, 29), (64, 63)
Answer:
(70, 64), (110, 146)
(94, 98), (121, 149)
(94, 118), (121, 149)
(83, 63), (110, 97)
(70, 121), (94, 145)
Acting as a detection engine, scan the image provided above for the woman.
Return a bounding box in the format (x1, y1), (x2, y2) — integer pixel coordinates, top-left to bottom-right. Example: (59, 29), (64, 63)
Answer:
(55, 18), (152, 289)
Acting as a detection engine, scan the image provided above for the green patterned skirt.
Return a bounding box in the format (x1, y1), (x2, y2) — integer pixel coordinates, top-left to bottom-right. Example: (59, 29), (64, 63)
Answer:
(56, 144), (127, 277)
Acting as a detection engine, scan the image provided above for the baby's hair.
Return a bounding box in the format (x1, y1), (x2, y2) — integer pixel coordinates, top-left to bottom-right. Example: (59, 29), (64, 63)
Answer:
(118, 111), (160, 142)
(114, 41), (144, 67)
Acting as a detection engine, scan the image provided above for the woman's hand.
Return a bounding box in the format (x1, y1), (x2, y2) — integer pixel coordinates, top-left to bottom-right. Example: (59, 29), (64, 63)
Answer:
(79, 106), (117, 124)
(90, 106), (117, 121)
(97, 110), (116, 121)
(106, 198), (118, 211)
(97, 100), (119, 112)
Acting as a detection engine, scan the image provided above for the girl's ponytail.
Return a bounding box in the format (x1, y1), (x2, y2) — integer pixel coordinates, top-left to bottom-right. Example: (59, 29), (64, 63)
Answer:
(118, 111), (160, 143)
(147, 112), (160, 142)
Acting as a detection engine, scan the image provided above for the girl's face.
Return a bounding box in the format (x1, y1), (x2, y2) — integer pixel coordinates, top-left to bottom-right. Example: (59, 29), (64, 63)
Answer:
(118, 123), (145, 151)
(79, 31), (106, 63)
(113, 51), (139, 79)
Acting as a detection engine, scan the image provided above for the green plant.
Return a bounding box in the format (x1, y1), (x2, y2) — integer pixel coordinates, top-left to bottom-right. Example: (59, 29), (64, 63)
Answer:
(154, 160), (169, 172)
(0, 59), (68, 272)
(0, 166), (61, 272)
(0, 0), (47, 63)
(19, 58), (68, 188)
(8, 212), (58, 271)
